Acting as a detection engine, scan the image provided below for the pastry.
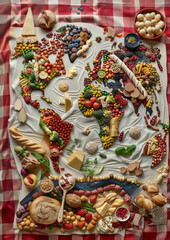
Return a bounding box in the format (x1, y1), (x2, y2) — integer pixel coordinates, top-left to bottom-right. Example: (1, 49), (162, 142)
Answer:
(9, 126), (46, 155)
(143, 183), (159, 196)
(29, 196), (61, 225)
(136, 193), (145, 208)
(151, 194), (167, 207)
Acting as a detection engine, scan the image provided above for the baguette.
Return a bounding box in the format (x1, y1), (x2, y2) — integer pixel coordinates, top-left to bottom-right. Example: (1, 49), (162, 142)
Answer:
(9, 126), (46, 155)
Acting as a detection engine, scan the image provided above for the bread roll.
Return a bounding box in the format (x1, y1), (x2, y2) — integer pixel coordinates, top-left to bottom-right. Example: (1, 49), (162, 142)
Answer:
(29, 196), (61, 225)
(142, 198), (154, 214)
(9, 126), (46, 155)
(143, 183), (159, 196)
(136, 193), (145, 208)
(151, 194), (167, 207)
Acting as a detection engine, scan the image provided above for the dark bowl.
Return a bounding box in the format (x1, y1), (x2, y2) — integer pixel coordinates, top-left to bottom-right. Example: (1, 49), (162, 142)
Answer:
(124, 33), (140, 50)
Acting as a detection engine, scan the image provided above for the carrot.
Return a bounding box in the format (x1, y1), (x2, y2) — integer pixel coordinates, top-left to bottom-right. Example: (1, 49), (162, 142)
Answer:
(42, 116), (53, 124)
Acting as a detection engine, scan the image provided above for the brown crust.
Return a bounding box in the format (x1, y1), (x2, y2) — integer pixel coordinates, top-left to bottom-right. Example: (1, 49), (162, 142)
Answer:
(136, 193), (145, 207)
(138, 92), (147, 100)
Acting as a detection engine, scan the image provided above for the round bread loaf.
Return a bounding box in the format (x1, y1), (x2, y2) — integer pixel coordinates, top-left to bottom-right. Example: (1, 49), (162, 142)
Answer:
(29, 196), (61, 225)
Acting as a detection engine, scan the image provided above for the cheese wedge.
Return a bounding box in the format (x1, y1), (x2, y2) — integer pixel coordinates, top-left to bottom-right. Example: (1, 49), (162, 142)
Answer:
(67, 151), (85, 171)
(21, 8), (36, 36)
(96, 202), (110, 217)
(65, 92), (73, 112)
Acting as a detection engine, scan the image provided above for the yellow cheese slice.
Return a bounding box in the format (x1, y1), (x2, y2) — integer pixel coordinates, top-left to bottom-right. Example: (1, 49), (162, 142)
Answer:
(21, 8), (36, 36)
(67, 151), (85, 171)
(65, 92), (73, 112)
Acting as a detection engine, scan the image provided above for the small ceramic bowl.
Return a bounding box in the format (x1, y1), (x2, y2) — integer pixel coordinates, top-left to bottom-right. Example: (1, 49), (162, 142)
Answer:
(124, 33), (140, 50)
(39, 178), (54, 193)
(115, 207), (130, 222)
(134, 8), (166, 40)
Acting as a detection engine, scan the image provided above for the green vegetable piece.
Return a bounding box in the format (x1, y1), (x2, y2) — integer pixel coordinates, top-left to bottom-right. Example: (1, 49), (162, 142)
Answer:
(48, 224), (54, 230)
(97, 69), (106, 78)
(18, 149), (25, 157)
(93, 109), (103, 119)
(124, 145), (136, 154)
(83, 90), (93, 99)
(31, 152), (43, 162)
(99, 153), (107, 158)
(29, 72), (35, 82)
(39, 120), (52, 135)
(25, 52), (34, 61)
(106, 95), (115, 103)
(115, 147), (126, 155)
(95, 165), (104, 175)
(29, 82), (36, 89)
(49, 131), (59, 142)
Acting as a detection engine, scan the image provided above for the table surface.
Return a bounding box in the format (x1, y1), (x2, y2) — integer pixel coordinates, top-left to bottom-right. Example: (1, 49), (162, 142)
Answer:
(0, 0), (170, 239)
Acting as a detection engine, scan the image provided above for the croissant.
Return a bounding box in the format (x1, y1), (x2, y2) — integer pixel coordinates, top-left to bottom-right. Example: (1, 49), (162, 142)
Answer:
(135, 193), (145, 208)
(9, 126), (46, 155)
(151, 195), (167, 207)
(143, 183), (159, 196)
(142, 198), (154, 214)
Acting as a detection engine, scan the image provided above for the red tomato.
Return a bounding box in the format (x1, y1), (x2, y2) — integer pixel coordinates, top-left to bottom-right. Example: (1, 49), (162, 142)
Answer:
(85, 100), (92, 108)
(93, 102), (100, 109)
(90, 97), (97, 104)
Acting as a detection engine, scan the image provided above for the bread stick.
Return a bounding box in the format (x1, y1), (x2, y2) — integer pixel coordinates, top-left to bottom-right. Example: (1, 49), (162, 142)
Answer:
(9, 126), (46, 155)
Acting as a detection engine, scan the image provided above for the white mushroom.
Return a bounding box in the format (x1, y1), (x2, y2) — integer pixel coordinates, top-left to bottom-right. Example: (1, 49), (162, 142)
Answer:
(150, 12), (156, 19)
(137, 13), (144, 21)
(155, 14), (161, 22)
(145, 20), (151, 27)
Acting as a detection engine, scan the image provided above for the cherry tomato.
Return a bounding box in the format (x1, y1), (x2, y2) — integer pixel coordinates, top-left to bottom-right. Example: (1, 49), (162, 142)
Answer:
(84, 100), (92, 108)
(90, 97), (97, 104)
(93, 102), (100, 109)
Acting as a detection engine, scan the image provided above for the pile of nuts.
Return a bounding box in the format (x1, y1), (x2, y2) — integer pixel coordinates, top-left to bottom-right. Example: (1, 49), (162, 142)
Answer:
(17, 215), (35, 231)
(135, 11), (165, 38)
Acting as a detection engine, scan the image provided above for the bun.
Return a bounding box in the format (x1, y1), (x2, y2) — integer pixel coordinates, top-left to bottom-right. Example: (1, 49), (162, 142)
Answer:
(38, 10), (56, 29)
(151, 195), (167, 207)
(111, 198), (124, 207)
(142, 198), (154, 214)
(29, 196), (61, 225)
(143, 183), (159, 196)
(9, 126), (46, 155)
(136, 193), (145, 207)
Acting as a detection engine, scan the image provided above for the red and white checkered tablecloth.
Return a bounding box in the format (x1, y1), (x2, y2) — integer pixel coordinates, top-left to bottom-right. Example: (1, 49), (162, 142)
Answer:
(0, 0), (170, 239)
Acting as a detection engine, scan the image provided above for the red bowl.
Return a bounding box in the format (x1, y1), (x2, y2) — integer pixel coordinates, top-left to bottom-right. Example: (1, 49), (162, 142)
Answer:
(134, 8), (166, 40)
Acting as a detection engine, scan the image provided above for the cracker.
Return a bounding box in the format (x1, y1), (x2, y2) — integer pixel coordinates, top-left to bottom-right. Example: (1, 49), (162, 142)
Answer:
(125, 83), (135, 93)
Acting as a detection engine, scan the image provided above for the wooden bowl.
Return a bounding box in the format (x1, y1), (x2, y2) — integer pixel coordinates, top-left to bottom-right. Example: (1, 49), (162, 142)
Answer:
(134, 8), (166, 40)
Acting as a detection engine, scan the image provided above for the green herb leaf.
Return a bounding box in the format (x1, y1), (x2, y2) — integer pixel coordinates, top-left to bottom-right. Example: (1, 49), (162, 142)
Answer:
(94, 158), (98, 164)
(48, 224), (54, 230)
(40, 169), (45, 180)
(85, 158), (90, 165)
(31, 152), (43, 162)
(74, 138), (80, 147)
(56, 26), (66, 33)
(69, 144), (75, 151)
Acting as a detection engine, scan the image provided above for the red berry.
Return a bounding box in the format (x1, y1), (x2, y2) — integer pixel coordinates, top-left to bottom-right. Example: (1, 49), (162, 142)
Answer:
(89, 195), (97, 203)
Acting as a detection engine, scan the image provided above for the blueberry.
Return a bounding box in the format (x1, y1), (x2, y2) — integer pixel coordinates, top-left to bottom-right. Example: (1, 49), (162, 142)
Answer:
(88, 30), (91, 34)
(75, 26), (78, 29)
(74, 43), (79, 48)
(70, 32), (74, 36)
(69, 51), (72, 55)
(76, 39), (80, 43)
(78, 29), (81, 33)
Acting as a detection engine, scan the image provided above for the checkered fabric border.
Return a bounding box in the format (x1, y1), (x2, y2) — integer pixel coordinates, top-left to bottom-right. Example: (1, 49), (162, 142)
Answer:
(0, 0), (170, 239)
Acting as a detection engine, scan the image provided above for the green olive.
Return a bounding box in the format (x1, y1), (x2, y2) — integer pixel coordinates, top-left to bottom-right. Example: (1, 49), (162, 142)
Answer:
(14, 145), (23, 153)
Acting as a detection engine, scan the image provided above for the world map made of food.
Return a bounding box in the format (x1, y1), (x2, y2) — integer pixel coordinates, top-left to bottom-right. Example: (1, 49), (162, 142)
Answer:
(10, 8), (169, 234)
